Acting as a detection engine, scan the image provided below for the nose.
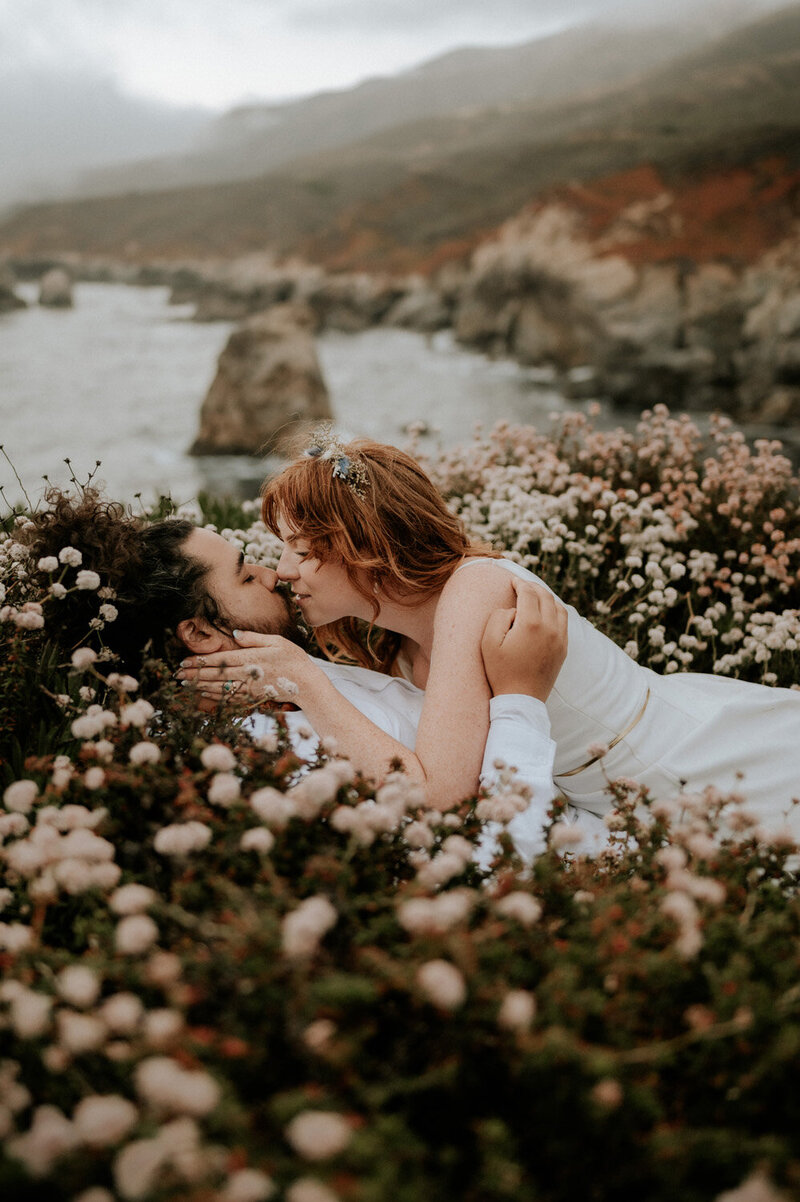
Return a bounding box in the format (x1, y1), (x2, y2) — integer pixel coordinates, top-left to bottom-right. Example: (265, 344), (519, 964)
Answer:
(276, 545), (298, 581)
(258, 565), (278, 590)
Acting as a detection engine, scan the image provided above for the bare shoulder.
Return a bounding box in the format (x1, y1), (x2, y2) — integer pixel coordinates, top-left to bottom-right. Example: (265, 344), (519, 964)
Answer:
(435, 560), (516, 625)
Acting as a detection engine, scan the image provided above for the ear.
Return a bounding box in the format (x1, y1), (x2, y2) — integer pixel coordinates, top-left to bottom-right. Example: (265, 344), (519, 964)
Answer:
(176, 617), (231, 654)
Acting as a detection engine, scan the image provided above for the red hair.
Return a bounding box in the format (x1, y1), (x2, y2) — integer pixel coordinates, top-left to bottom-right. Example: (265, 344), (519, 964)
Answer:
(261, 438), (498, 671)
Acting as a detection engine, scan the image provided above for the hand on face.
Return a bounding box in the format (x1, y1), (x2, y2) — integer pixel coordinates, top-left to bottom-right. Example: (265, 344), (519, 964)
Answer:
(176, 631), (313, 706)
(481, 580), (568, 702)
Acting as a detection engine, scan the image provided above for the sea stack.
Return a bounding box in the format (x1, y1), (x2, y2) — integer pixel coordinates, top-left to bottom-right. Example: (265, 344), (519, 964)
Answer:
(190, 304), (332, 457)
(39, 268), (74, 308)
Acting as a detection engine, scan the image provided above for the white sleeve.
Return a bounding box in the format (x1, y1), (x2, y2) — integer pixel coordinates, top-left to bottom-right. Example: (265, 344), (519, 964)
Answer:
(480, 694), (556, 796)
(478, 695), (612, 863)
(478, 694), (557, 863)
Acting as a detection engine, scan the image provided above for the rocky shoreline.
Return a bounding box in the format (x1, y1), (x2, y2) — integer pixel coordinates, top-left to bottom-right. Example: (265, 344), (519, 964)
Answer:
(5, 173), (800, 435)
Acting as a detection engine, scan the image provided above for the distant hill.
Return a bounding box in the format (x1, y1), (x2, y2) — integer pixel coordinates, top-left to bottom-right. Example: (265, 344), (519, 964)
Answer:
(72, 19), (714, 198)
(2, 3), (799, 271)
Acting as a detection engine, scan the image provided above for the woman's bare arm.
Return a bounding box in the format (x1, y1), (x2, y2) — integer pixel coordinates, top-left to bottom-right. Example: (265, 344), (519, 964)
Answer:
(409, 562), (516, 806)
(179, 563), (516, 806)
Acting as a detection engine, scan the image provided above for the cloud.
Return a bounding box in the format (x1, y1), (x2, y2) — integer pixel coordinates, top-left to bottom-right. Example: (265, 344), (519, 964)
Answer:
(287, 0), (586, 32)
(0, 0), (789, 113)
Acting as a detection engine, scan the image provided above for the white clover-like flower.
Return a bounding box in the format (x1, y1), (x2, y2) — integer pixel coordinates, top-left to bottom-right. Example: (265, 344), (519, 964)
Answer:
(6, 1104), (77, 1176)
(285, 1180), (340, 1202)
(220, 1168), (276, 1202)
(71, 647), (98, 669)
(37, 556), (59, 572)
(0, 922), (34, 953)
(73, 1094), (138, 1147)
(3, 779), (38, 814)
(282, 896), (338, 959)
(497, 989), (536, 1032)
(303, 1019), (336, 1053)
(276, 676), (300, 698)
(56, 965), (101, 1009)
(397, 890), (474, 936)
(84, 766), (105, 790)
(241, 827), (275, 855)
(550, 821), (587, 850)
(110, 883), (157, 915)
(414, 851), (465, 890)
(119, 699), (155, 729)
(416, 959), (467, 1010)
(134, 1056), (221, 1117)
(71, 713), (106, 739)
(592, 1079), (624, 1110)
(129, 741), (160, 766)
(143, 1008), (184, 1049)
(250, 787), (296, 829)
(57, 1010), (108, 1055)
(14, 609), (45, 630)
(113, 1136), (168, 1200)
(145, 950), (183, 988)
(59, 546), (83, 567)
(208, 772), (241, 808)
(9, 987), (52, 1038)
(288, 767), (342, 818)
(100, 992), (144, 1035)
(495, 892), (542, 927)
(115, 914), (159, 956)
(200, 744), (237, 772)
(154, 821), (212, 857)
(285, 1111), (353, 1161)
(106, 673), (139, 693)
(76, 569), (101, 591)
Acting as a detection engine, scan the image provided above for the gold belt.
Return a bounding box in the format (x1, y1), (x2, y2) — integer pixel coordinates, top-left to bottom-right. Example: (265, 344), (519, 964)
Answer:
(557, 688), (651, 778)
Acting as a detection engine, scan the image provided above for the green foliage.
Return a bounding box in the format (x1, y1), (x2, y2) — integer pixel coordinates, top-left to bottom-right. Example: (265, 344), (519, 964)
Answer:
(1, 413), (800, 1200)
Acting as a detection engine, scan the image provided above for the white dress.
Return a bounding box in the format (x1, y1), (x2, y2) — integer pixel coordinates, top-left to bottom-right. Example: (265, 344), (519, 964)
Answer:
(456, 558), (800, 837)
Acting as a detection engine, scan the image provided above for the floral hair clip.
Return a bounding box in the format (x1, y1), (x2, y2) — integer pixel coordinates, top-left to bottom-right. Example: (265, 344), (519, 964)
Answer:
(303, 427), (368, 498)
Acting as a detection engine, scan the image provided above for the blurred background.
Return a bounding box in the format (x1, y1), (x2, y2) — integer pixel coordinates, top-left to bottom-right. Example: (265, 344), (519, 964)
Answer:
(1, 0), (798, 503)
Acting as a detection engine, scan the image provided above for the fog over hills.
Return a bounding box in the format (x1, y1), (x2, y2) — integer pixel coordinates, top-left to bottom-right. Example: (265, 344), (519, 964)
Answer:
(0, 0), (790, 216)
(0, 71), (211, 212)
(73, 20), (713, 198)
(1, 0), (798, 267)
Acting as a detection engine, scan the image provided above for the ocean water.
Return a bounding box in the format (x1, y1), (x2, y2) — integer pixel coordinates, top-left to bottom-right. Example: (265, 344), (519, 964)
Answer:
(0, 281), (581, 507)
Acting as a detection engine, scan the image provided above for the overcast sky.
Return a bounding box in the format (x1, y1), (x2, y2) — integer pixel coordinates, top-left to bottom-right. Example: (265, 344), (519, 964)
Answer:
(0, 0), (786, 208)
(0, 0), (752, 110)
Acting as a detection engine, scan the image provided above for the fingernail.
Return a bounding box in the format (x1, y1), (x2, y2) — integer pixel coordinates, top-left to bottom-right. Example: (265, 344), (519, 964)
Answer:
(180, 680), (190, 688)
(232, 630), (242, 639)
(180, 659), (189, 666)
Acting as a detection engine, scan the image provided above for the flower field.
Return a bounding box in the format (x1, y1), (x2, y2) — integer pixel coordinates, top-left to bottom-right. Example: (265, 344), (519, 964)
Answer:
(1, 407), (800, 1202)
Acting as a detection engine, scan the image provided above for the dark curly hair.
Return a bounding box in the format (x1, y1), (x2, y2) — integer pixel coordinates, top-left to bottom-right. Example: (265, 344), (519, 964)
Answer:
(20, 489), (230, 673)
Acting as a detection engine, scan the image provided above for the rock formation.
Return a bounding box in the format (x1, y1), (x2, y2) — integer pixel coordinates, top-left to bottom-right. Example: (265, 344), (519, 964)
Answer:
(0, 263), (26, 313)
(450, 164), (800, 424)
(38, 268), (74, 308)
(190, 304), (332, 457)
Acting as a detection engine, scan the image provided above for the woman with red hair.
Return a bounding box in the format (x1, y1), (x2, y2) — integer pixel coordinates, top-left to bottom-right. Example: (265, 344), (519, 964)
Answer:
(181, 431), (800, 835)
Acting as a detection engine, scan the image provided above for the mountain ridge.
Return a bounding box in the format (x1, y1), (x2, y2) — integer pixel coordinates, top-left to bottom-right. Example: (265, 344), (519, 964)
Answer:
(2, 2), (799, 271)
